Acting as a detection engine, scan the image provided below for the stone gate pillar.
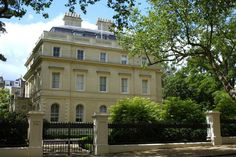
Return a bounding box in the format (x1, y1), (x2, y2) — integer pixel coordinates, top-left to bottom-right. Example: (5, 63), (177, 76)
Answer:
(93, 113), (109, 155)
(206, 111), (222, 145)
(28, 111), (44, 157)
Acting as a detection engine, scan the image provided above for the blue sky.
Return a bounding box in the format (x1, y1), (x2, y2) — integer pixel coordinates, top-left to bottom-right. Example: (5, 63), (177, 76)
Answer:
(0, 0), (148, 80)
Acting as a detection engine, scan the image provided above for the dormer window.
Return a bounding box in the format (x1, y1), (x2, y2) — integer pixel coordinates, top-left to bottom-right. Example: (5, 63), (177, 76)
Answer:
(53, 47), (60, 57)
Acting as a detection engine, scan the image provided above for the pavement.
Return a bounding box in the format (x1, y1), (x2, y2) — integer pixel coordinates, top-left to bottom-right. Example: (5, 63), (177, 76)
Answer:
(98, 145), (236, 157)
(45, 145), (236, 157)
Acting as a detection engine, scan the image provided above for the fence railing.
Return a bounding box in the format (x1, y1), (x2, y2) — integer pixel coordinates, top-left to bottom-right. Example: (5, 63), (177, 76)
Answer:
(221, 119), (236, 137)
(108, 122), (209, 145)
(43, 122), (94, 154)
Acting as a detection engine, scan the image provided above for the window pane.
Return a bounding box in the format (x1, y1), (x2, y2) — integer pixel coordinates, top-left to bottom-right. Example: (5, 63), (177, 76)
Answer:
(121, 55), (128, 64)
(53, 47), (60, 57)
(141, 57), (148, 65)
(76, 105), (84, 122)
(52, 73), (60, 88)
(100, 52), (107, 62)
(100, 76), (107, 92)
(142, 79), (148, 94)
(121, 78), (128, 93)
(77, 75), (84, 91)
(100, 105), (107, 113)
(77, 50), (84, 60)
(51, 104), (59, 122)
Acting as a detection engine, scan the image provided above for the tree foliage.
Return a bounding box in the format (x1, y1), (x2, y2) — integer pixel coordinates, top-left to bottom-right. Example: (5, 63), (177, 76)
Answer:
(109, 97), (161, 123)
(0, 88), (10, 114)
(117, 0), (236, 100)
(163, 58), (222, 110)
(161, 97), (205, 123)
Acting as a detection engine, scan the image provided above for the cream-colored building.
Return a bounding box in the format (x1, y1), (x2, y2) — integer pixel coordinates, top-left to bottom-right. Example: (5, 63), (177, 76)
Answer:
(24, 13), (162, 122)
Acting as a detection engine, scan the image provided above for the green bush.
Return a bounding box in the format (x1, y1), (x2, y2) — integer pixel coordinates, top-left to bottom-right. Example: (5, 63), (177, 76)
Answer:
(0, 112), (28, 147)
(109, 97), (161, 123)
(161, 97), (205, 123)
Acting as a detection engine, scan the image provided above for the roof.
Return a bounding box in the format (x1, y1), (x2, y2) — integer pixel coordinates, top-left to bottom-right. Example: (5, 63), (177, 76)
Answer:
(50, 26), (116, 40)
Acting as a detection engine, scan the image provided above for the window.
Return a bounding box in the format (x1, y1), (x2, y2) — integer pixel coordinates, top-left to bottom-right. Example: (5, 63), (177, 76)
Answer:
(76, 104), (84, 122)
(51, 103), (59, 122)
(121, 55), (128, 64)
(121, 78), (128, 93)
(100, 52), (107, 62)
(99, 105), (107, 113)
(77, 74), (84, 91)
(99, 76), (107, 92)
(53, 47), (60, 57)
(77, 50), (84, 60)
(142, 79), (149, 94)
(52, 72), (60, 88)
(141, 57), (148, 66)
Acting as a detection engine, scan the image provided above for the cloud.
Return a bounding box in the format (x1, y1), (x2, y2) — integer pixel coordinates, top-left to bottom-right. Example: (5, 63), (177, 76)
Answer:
(0, 14), (97, 80)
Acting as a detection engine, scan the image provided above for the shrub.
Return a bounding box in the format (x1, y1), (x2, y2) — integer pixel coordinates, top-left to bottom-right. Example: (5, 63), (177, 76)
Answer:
(109, 97), (161, 123)
(161, 97), (205, 123)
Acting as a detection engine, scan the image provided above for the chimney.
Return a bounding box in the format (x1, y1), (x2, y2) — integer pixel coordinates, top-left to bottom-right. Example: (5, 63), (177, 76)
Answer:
(96, 18), (113, 31)
(63, 12), (82, 27)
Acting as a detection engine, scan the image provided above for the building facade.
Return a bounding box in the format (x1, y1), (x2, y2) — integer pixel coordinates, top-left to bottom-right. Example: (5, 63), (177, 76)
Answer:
(24, 13), (162, 122)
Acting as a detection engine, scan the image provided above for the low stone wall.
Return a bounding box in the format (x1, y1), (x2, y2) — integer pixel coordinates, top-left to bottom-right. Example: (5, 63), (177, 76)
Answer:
(109, 142), (212, 153)
(222, 137), (236, 144)
(0, 147), (29, 157)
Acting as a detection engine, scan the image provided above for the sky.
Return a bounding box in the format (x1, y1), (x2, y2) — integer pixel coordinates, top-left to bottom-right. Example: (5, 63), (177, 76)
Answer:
(0, 1), (148, 80)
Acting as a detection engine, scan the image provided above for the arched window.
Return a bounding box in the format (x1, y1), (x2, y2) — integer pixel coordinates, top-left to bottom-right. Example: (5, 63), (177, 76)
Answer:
(51, 103), (59, 122)
(99, 105), (107, 113)
(76, 104), (84, 122)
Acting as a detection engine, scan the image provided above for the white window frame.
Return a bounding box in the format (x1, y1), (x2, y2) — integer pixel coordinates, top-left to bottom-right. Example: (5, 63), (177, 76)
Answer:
(52, 47), (61, 57)
(121, 78), (129, 94)
(142, 79), (149, 95)
(76, 74), (85, 91)
(76, 104), (84, 122)
(100, 52), (107, 62)
(51, 72), (60, 89)
(99, 76), (108, 92)
(121, 55), (128, 64)
(77, 49), (84, 60)
(51, 103), (59, 122)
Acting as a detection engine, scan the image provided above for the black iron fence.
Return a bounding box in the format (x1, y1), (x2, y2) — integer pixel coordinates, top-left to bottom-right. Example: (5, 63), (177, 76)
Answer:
(108, 122), (209, 145)
(221, 119), (236, 137)
(43, 122), (93, 155)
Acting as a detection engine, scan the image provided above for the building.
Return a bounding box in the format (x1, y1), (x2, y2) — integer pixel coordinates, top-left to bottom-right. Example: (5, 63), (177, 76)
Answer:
(24, 13), (162, 122)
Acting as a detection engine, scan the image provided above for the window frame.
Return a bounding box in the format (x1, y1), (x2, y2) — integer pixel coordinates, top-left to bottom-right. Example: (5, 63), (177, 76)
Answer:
(99, 76), (107, 92)
(51, 72), (60, 89)
(142, 79), (149, 95)
(76, 104), (84, 122)
(121, 78), (129, 94)
(99, 105), (107, 113)
(121, 55), (128, 64)
(77, 49), (84, 60)
(50, 103), (59, 122)
(100, 52), (107, 62)
(52, 47), (61, 57)
(76, 74), (85, 91)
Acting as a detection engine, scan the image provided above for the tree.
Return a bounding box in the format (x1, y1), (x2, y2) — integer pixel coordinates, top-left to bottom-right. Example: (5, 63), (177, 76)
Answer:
(117, 0), (236, 101)
(0, 89), (10, 114)
(0, 0), (135, 61)
(163, 57), (223, 110)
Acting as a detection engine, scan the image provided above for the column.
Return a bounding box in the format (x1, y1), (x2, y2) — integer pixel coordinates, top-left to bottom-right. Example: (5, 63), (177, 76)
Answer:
(28, 111), (44, 157)
(206, 111), (222, 145)
(93, 113), (109, 155)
